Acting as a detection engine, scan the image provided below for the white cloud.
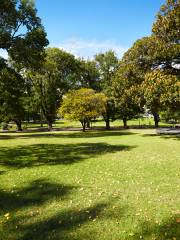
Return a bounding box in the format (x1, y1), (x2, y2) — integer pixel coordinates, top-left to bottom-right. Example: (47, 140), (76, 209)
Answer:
(0, 49), (8, 59)
(54, 38), (127, 59)
(0, 39), (127, 61)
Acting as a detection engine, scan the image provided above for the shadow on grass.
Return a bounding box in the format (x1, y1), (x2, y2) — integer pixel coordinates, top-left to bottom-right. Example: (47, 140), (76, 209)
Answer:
(0, 130), (136, 140)
(2, 201), (116, 240)
(2, 203), (180, 240)
(142, 133), (180, 141)
(0, 142), (135, 169)
(15, 203), (109, 240)
(0, 178), (127, 240)
(0, 179), (104, 240)
(0, 170), (6, 175)
(1, 180), (179, 239)
(133, 218), (180, 239)
(0, 179), (75, 214)
(160, 135), (180, 141)
(1, 193), (127, 240)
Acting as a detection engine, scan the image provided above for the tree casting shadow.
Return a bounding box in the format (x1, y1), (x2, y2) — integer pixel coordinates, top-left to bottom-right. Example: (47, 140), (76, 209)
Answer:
(0, 142), (135, 169)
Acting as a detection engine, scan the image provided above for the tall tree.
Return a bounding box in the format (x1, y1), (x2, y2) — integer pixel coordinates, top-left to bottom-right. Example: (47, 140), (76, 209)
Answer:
(141, 0), (180, 125)
(0, 0), (48, 130)
(95, 50), (119, 129)
(112, 62), (143, 128)
(113, 0), (180, 127)
(28, 48), (79, 130)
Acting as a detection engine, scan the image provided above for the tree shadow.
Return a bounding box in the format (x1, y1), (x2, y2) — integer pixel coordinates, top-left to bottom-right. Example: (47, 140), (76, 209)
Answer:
(0, 134), (15, 140)
(132, 217), (180, 239)
(0, 130), (136, 140)
(0, 142), (135, 169)
(160, 135), (180, 141)
(0, 179), (75, 214)
(0, 170), (6, 175)
(142, 133), (180, 141)
(0, 178), (128, 240)
(2, 200), (127, 240)
(16, 203), (108, 240)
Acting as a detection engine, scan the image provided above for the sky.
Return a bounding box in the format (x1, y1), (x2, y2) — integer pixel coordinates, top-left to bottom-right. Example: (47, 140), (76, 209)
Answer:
(0, 0), (165, 60)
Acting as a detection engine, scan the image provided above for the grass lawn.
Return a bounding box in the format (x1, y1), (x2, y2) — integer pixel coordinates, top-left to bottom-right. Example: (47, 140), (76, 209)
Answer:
(0, 129), (179, 239)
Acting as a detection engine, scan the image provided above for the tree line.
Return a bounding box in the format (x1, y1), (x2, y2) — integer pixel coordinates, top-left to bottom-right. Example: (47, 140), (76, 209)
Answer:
(0, 0), (179, 131)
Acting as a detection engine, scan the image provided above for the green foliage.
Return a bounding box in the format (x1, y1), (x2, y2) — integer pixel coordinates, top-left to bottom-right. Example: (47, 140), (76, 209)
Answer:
(112, 0), (180, 127)
(0, 67), (25, 127)
(95, 51), (119, 128)
(143, 70), (180, 112)
(59, 88), (107, 131)
(0, 0), (48, 129)
(28, 48), (80, 130)
(78, 59), (100, 90)
(111, 35), (163, 127)
(95, 50), (119, 95)
(123, 37), (156, 72)
(152, 0), (180, 44)
(0, 0), (48, 69)
(161, 108), (180, 123)
(112, 61), (143, 127)
(151, 0), (180, 71)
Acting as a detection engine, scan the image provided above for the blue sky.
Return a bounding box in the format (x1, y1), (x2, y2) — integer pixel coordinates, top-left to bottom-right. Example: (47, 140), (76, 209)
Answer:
(0, 0), (165, 60)
(35, 0), (165, 59)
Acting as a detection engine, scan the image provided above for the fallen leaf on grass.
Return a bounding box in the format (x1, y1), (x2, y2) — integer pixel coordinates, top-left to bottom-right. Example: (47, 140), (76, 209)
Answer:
(176, 218), (180, 223)
(4, 213), (9, 219)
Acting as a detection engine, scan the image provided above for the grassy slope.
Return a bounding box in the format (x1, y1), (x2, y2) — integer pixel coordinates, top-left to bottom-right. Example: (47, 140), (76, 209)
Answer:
(0, 129), (179, 240)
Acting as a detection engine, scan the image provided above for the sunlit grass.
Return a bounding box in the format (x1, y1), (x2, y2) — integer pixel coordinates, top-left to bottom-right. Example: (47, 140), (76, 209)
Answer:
(0, 129), (179, 239)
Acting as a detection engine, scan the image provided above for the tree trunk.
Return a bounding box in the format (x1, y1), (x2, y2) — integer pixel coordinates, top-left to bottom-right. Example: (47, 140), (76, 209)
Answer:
(86, 121), (90, 128)
(14, 119), (22, 131)
(47, 120), (53, 131)
(105, 118), (110, 130)
(153, 113), (159, 128)
(81, 120), (86, 132)
(40, 109), (43, 127)
(123, 118), (127, 128)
